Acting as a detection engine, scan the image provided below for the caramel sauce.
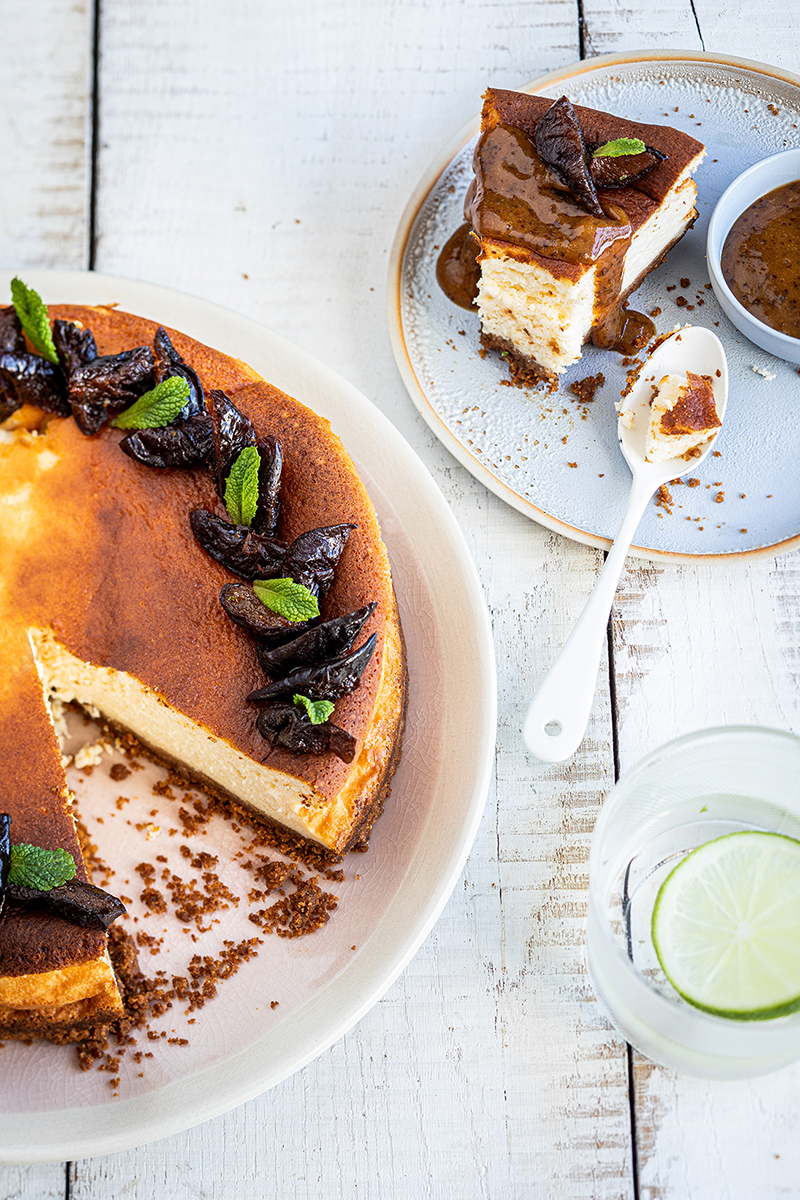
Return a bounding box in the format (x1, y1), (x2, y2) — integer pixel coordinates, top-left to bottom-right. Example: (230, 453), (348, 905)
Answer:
(436, 223), (481, 310)
(437, 123), (655, 354)
(721, 180), (800, 338)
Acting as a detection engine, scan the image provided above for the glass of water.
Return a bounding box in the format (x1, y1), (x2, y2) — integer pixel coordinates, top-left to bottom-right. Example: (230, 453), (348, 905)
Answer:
(586, 726), (800, 1079)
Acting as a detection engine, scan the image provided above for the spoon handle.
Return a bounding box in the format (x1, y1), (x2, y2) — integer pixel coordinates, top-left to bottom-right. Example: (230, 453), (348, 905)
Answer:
(523, 473), (656, 762)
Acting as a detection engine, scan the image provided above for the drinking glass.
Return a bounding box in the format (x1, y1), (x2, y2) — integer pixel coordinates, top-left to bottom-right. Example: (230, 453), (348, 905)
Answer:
(586, 726), (800, 1079)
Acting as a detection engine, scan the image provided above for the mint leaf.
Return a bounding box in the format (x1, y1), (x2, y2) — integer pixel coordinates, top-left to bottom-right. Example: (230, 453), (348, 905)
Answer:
(591, 137), (647, 159)
(8, 843), (76, 891)
(10, 277), (58, 364)
(224, 445), (261, 526)
(111, 376), (191, 429)
(252, 577), (320, 622)
(294, 694), (335, 725)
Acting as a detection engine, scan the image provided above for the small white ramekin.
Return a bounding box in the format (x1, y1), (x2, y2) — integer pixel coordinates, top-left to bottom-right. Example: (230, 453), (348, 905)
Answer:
(706, 147), (800, 364)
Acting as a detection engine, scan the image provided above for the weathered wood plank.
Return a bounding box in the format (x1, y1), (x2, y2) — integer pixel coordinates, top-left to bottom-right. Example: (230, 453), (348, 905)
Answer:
(68, 3), (638, 1195)
(612, 554), (800, 1200)
(0, 1165), (66, 1200)
(693, 0), (800, 64)
(0, 2), (89, 1193)
(0, 0), (93, 269)
(581, 0), (701, 57)
(590, 11), (800, 1198)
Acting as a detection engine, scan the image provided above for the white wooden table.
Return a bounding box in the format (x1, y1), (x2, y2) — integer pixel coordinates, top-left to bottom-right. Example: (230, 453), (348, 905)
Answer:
(2, 2), (799, 1196)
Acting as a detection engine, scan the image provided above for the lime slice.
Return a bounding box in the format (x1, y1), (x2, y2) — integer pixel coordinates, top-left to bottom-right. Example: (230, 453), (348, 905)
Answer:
(651, 831), (800, 1020)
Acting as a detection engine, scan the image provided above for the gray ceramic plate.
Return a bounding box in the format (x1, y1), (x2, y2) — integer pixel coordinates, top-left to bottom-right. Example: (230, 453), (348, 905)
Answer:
(389, 52), (800, 560)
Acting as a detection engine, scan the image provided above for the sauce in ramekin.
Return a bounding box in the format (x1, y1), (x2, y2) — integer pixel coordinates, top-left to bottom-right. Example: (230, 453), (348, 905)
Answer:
(721, 180), (800, 339)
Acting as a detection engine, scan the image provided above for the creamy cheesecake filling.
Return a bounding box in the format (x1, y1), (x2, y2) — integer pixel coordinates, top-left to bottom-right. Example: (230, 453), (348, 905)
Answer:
(619, 172), (700, 294)
(476, 252), (596, 376)
(30, 622), (405, 852)
(475, 173), (700, 377)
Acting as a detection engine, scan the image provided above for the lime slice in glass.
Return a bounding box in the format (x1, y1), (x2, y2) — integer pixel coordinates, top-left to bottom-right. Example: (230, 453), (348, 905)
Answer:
(651, 831), (800, 1020)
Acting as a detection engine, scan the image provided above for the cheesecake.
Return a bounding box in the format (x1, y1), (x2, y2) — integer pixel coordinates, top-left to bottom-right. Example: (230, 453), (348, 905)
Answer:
(0, 303), (406, 1041)
(463, 89), (706, 379)
(644, 370), (721, 462)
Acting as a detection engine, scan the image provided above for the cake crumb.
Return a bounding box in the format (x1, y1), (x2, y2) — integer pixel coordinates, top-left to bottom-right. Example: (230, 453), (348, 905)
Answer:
(569, 372), (605, 404)
(655, 485), (674, 513)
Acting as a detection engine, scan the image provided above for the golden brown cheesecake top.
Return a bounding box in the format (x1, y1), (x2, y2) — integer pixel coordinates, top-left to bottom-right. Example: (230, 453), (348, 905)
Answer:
(659, 371), (721, 435)
(466, 89), (704, 280)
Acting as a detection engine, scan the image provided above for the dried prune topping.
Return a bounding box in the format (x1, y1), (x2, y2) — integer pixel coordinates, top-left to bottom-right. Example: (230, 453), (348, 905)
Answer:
(282, 524), (356, 596)
(0, 351), (70, 417)
(7, 878), (126, 930)
(535, 96), (604, 218)
(248, 633), (377, 703)
(253, 434), (282, 536)
(52, 319), (98, 376)
(120, 410), (214, 469)
(256, 703), (356, 763)
(219, 581), (312, 645)
(153, 326), (205, 421)
(69, 345), (155, 435)
(256, 602), (376, 677)
(209, 389), (257, 498)
(190, 508), (284, 579)
(0, 813), (10, 919)
(0, 307), (25, 353)
(589, 144), (665, 189)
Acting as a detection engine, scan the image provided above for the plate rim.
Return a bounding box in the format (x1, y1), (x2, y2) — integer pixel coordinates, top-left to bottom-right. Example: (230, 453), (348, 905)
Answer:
(0, 269), (498, 1163)
(387, 49), (800, 563)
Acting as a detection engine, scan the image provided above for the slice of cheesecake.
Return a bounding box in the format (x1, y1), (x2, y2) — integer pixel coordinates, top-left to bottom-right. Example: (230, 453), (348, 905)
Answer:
(465, 89), (706, 379)
(0, 304), (406, 1042)
(644, 370), (721, 462)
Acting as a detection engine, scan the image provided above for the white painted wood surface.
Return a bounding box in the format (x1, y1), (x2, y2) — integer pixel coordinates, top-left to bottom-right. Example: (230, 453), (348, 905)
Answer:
(1, 1), (799, 1196)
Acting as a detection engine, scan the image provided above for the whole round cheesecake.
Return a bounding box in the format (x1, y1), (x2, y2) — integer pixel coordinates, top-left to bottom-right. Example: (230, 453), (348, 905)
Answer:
(0, 303), (407, 1039)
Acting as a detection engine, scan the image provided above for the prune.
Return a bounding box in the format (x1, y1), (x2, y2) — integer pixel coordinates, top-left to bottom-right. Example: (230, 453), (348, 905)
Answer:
(0, 307), (25, 353)
(253, 434), (282, 536)
(256, 702), (356, 763)
(153, 326), (205, 420)
(0, 351), (69, 417)
(69, 345), (155, 435)
(52, 319), (97, 375)
(247, 633), (377, 703)
(190, 508), (284, 579)
(256, 602), (376, 677)
(120, 411), (214, 469)
(535, 96), (604, 218)
(0, 813), (9, 919)
(209, 389), (256, 498)
(589, 144), (665, 189)
(219, 581), (311, 645)
(8, 879), (126, 930)
(282, 524), (356, 595)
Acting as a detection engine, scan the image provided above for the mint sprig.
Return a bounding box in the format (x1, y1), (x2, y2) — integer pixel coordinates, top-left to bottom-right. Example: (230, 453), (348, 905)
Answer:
(592, 137), (647, 159)
(8, 844), (76, 891)
(10, 277), (58, 364)
(252, 577), (320, 623)
(224, 445), (261, 526)
(294, 694), (335, 725)
(111, 376), (191, 429)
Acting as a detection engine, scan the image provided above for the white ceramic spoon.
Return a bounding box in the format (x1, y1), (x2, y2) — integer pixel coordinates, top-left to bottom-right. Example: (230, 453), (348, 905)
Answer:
(523, 326), (728, 763)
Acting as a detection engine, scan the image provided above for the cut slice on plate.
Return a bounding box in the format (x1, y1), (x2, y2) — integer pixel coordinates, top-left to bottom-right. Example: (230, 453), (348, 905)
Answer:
(651, 831), (800, 1020)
